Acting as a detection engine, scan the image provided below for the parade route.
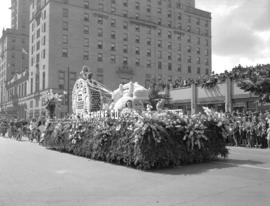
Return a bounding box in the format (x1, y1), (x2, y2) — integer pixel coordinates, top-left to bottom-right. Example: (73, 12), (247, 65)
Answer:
(0, 137), (270, 206)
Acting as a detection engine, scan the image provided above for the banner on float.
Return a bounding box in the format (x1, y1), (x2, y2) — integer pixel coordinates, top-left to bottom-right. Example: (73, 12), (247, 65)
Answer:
(86, 110), (120, 120)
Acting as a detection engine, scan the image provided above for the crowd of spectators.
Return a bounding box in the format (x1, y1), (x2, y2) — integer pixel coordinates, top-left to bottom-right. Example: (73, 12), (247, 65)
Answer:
(223, 111), (270, 148)
(166, 64), (270, 89)
(1, 109), (270, 149)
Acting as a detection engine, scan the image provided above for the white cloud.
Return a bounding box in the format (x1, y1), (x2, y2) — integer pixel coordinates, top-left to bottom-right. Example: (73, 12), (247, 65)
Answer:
(197, 0), (270, 73)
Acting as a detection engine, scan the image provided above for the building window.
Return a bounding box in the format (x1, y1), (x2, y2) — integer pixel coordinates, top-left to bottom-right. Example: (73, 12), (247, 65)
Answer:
(135, 26), (140, 32)
(42, 23), (46, 32)
(187, 35), (191, 43)
(123, 45), (128, 53)
(196, 57), (200, 64)
(111, 31), (116, 39)
(42, 72), (45, 90)
(123, 56), (128, 64)
(147, 38), (151, 45)
(188, 56), (192, 63)
(97, 41), (103, 49)
(205, 68), (209, 75)
(84, 38), (89, 47)
(177, 64), (181, 72)
(63, 21), (68, 31)
(42, 36), (46, 45)
(146, 49), (151, 57)
(43, 10), (47, 19)
(188, 15), (191, 23)
(205, 39), (209, 46)
(37, 29), (40, 38)
(42, 49), (46, 59)
(97, 53), (103, 62)
(123, 10), (128, 17)
(58, 71), (65, 89)
(62, 8), (69, 17)
(97, 17), (103, 25)
(205, 20), (209, 27)
(168, 63), (172, 71)
(158, 40), (162, 48)
(111, 43), (115, 51)
(135, 58), (140, 66)
(84, 13), (89, 21)
(97, 28), (103, 37)
(188, 66), (191, 73)
(146, 5), (151, 12)
(197, 67), (201, 74)
(135, 2), (140, 10)
(123, 21), (128, 29)
(146, 60), (151, 68)
(158, 18), (162, 25)
(187, 46), (191, 53)
(36, 41), (40, 51)
(197, 37), (200, 45)
(83, 25), (89, 34)
(62, 34), (68, 44)
(62, 48), (68, 57)
(168, 42), (172, 50)
(98, 2), (104, 10)
(196, 18), (200, 25)
(157, 29), (162, 36)
(123, 0), (128, 7)
(158, 61), (162, 70)
(111, 18), (116, 27)
(123, 33), (128, 41)
(110, 55), (116, 63)
(111, 7), (116, 13)
(83, 50), (89, 60)
(158, 51), (162, 58)
(135, 47), (140, 55)
(135, 35), (140, 43)
(84, 0), (89, 8)
(30, 78), (33, 94)
(168, 52), (172, 60)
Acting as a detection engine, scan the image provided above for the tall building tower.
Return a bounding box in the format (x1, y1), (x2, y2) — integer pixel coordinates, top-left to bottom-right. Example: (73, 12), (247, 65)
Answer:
(27, 0), (211, 118)
(11, 0), (31, 35)
(0, 0), (31, 113)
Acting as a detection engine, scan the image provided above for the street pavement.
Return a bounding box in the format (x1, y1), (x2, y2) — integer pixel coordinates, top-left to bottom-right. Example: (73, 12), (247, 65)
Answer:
(0, 137), (270, 206)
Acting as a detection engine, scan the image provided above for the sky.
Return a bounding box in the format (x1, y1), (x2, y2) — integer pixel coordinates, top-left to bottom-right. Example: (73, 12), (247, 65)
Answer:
(0, 0), (269, 74)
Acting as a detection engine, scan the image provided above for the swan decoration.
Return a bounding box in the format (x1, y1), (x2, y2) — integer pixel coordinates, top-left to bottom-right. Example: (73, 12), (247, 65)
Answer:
(72, 66), (149, 119)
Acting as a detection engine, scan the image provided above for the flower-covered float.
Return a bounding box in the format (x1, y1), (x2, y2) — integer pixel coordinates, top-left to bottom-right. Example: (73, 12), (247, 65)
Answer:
(42, 66), (228, 170)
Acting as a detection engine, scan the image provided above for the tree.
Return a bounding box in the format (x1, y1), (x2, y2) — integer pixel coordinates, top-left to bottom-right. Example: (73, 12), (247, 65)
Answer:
(238, 65), (270, 103)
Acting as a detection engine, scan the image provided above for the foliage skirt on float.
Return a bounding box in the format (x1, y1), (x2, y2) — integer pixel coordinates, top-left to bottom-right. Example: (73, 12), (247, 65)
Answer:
(42, 112), (228, 170)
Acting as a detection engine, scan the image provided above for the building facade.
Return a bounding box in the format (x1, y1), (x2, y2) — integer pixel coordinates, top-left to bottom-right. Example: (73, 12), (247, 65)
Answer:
(0, 0), (30, 114)
(167, 79), (266, 114)
(27, 0), (211, 118)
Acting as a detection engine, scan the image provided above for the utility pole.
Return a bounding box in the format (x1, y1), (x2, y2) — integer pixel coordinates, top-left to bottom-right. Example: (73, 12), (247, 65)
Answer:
(67, 65), (70, 114)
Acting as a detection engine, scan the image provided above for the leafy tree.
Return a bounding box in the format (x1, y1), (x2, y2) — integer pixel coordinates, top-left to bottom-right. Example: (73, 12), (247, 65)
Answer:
(238, 65), (270, 103)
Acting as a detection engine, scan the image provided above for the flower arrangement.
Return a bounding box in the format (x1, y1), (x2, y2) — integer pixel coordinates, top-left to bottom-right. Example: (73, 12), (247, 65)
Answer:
(42, 110), (228, 170)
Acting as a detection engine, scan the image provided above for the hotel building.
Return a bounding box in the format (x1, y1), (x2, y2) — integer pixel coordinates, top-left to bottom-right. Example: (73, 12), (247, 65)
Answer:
(0, 0), (30, 115)
(27, 0), (211, 118)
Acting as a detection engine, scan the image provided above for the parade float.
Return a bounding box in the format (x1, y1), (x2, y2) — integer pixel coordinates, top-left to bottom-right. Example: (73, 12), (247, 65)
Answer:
(42, 66), (228, 170)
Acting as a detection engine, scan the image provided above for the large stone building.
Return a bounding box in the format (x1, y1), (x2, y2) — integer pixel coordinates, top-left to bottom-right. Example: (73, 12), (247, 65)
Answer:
(26, 0), (211, 118)
(0, 0), (31, 114)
